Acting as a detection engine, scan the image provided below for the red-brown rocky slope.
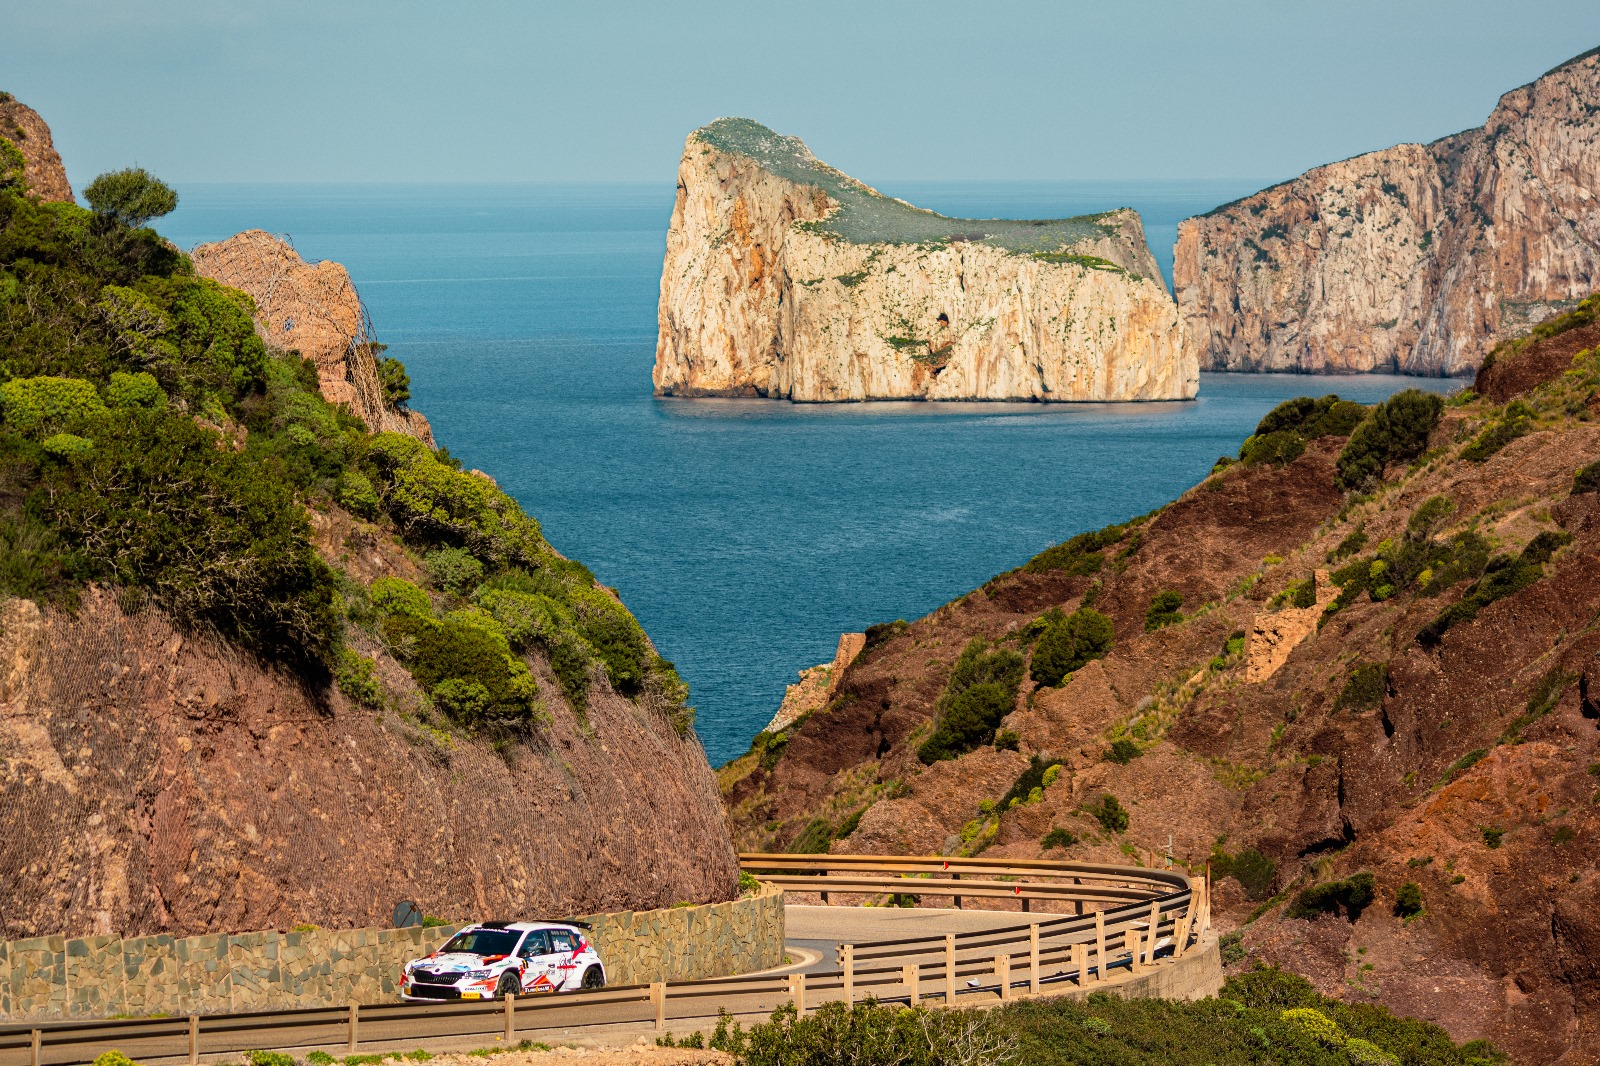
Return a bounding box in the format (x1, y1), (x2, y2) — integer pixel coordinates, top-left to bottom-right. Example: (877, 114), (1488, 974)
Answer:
(723, 301), (1600, 1062)
(1174, 47), (1600, 376)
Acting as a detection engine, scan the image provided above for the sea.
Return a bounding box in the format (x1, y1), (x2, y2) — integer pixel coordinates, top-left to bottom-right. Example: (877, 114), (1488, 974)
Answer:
(157, 182), (1458, 767)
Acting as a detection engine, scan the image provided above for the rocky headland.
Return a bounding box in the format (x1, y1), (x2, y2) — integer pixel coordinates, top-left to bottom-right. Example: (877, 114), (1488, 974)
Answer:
(0, 93), (72, 203)
(1175, 47), (1600, 376)
(654, 119), (1196, 402)
(724, 296), (1600, 1062)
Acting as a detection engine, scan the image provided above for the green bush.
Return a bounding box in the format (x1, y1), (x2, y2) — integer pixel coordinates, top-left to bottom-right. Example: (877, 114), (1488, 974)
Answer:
(673, 1001), (1015, 1066)
(1041, 827), (1078, 851)
(568, 583), (650, 694)
(1481, 826), (1504, 849)
(369, 576), (432, 618)
(83, 167), (178, 229)
(475, 587), (567, 649)
(432, 678), (492, 721)
(1144, 589), (1184, 631)
(1029, 606), (1113, 686)
(424, 546), (484, 594)
(1335, 389), (1445, 491)
(1329, 522), (1369, 562)
(1024, 520), (1126, 575)
(91, 1053), (140, 1066)
(1395, 881), (1424, 919)
(862, 618), (909, 651)
(1336, 663), (1388, 711)
(1212, 845), (1277, 901)
(917, 639), (1025, 763)
(1000, 756), (1062, 808)
(1088, 794), (1129, 834)
(376, 353), (411, 407)
(0, 375), (106, 434)
(1460, 400), (1534, 462)
(381, 611), (540, 727)
(334, 648), (384, 707)
(1288, 872), (1376, 921)
(1574, 460), (1600, 495)
(244, 1052), (296, 1066)
(1281, 1006), (1344, 1046)
(1238, 395), (1366, 467)
(1417, 531), (1572, 646)
(1106, 738), (1141, 764)
(1406, 494), (1455, 539)
(104, 370), (166, 409)
(0, 137), (24, 191)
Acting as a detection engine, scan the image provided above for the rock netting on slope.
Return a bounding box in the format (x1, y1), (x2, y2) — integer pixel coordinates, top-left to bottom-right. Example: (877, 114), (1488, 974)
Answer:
(1175, 47), (1600, 377)
(655, 118), (1196, 402)
(0, 95), (73, 203)
(191, 231), (435, 443)
(0, 589), (738, 942)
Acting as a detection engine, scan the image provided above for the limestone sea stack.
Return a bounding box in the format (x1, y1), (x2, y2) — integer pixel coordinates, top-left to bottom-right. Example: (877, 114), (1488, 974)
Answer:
(1175, 46), (1600, 376)
(654, 119), (1196, 402)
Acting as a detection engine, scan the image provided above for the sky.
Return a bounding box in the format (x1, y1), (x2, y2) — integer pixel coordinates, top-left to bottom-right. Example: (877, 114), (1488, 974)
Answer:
(6, 0), (1600, 188)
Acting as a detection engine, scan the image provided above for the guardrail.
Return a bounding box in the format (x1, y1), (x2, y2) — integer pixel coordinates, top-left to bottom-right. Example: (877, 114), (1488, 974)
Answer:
(0, 855), (1210, 1066)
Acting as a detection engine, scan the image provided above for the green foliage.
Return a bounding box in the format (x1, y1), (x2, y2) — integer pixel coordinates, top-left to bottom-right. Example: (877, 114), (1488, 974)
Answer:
(381, 611), (541, 727)
(917, 638), (1024, 763)
(244, 1052), (297, 1066)
(1106, 738), (1142, 764)
(424, 546), (484, 594)
(1041, 827), (1078, 851)
(1335, 389), (1445, 491)
(105, 370), (166, 409)
(1144, 589), (1184, 631)
(1029, 606), (1114, 686)
(432, 678), (491, 721)
(369, 576), (432, 618)
(1329, 522), (1369, 563)
(374, 351), (411, 407)
(1000, 755), (1062, 809)
(568, 582), (650, 694)
(1460, 400), (1534, 462)
(1482, 292), (1599, 370)
(83, 168), (178, 229)
(1407, 495), (1455, 539)
(1288, 872), (1377, 921)
(0, 508), (81, 603)
(1481, 826), (1504, 849)
(92, 1054), (141, 1066)
(0, 137), (24, 191)
(334, 648), (384, 708)
(1024, 521), (1126, 575)
(338, 469), (381, 518)
(474, 587), (567, 650)
(1238, 395), (1366, 466)
(41, 431), (91, 457)
(1088, 793), (1129, 834)
(1336, 663), (1389, 712)
(1212, 845), (1277, 901)
(670, 1000), (1016, 1066)
(0, 375), (106, 434)
(1395, 882), (1424, 919)
(834, 805), (869, 839)
(790, 817), (835, 854)
(862, 618), (909, 651)
(1417, 531), (1572, 646)
(1325, 521), (1494, 620)
(1574, 460), (1600, 495)
(1281, 1006), (1344, 1046)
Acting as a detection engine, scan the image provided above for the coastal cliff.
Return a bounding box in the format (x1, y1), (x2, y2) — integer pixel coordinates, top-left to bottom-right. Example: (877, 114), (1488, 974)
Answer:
(1175, 47), (1600, 376)
(0, 94), (72, 203)
(655, 119), (1195, 402)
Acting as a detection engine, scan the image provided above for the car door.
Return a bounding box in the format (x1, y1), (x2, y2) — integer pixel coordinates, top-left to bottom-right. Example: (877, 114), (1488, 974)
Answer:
(515, 930), (553, 992)
(547, 929), (579, 990)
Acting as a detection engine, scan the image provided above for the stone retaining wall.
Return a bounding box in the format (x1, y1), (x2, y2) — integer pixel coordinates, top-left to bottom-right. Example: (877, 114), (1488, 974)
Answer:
(0, 886), (783, 1022)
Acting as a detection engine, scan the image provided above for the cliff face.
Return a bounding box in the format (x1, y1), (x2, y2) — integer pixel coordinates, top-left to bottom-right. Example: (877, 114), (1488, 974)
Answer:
(1175, 47), (1600, 376)
(0, 579), (736, 940)
(191, 231), (435, 444)
(723, 305), (1600, 1062)
(655, 119), (1195, 402)
(0, 96), (72, 203)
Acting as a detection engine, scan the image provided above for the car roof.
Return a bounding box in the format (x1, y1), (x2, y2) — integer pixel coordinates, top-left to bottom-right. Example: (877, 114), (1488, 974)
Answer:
(465, 921), (580, 932)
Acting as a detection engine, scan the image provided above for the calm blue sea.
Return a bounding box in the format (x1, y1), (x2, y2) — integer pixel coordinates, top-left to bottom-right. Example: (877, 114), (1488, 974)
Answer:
(158, 182), (1456, 766)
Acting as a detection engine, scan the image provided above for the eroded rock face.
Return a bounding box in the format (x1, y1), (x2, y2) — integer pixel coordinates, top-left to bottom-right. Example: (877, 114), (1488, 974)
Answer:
(0, 588), (737, 940)
(191, 231), (434, 443)
(655, 119), (1196, 402)
(1175, 48), (1600, 376)
(0, 96), (72, 203)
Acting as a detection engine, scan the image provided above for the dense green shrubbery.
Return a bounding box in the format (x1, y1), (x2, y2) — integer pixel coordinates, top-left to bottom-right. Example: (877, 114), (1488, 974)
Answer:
(1106, 738), (1141, 764)
(1395, 881), (1424, 919)
(1324, 511), (1495, 620)
(1237, 394), (1367, 467)
(1028, 606), (1113, 686)
(1460, 399), (1534, 462)
(1480, 292), (1599, 373)
(1087, 793), (1129, 834)
(1336, 389), (1445, 491)
(1211, 844), (1277, 900)
(917, 639), (1025, 763)
(1040, 826), (1078, 851)
(665, 1001), (1016, 1065)
(1288, 872), (1377, 921)
(998, 756), (1061, 809)
(1023, 520), (1127, 575)
(1143, 589), (1184, 631)
(1416, 530), (1572, 646)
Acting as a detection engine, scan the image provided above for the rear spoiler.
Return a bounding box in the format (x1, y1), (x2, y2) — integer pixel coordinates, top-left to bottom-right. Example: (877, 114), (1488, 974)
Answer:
(562, 920), (594, 931)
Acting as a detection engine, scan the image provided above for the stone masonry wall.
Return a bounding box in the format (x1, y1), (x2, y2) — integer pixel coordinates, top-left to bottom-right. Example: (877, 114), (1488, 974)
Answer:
(0, 887), (783, 1021)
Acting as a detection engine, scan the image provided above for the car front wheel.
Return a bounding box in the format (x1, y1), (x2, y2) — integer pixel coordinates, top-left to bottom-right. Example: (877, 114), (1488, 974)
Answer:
(581, 966), (605, 990)
(496, 973), (521, 999)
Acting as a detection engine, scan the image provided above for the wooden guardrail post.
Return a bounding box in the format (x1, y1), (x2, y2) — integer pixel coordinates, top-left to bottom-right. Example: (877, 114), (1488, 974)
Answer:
(504, 992), (516, 1041)
(1094, 911), (1107, 984)
(188, 1014), (199, 1066)
(1125, 928), (1142, 974)
(903, 963), (919, 1006)
(944, 933), (957, 1004)
(1072, 942), (1088, 987)
(347, 1002), (359, 1052)
(843, 944), (855, 1003)
(952, 871), (962, 910)
(651, 982), (667, 1031)
(1174, 911), (1191, 958)
(995, 954), (1010, 1001)
(1029, 922), (1041, 994)
(30, 1029), (41, 1066)
(789, 972), (806, 1017)
(1147, 901), (1161, 965)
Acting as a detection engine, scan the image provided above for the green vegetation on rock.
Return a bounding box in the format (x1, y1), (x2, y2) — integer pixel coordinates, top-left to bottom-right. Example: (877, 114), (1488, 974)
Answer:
(1237, 394), (1366, 467)
(1028, 605), (1113, 686)
(917, 638), (1025, 763)
(1335, 389), (1445, 491)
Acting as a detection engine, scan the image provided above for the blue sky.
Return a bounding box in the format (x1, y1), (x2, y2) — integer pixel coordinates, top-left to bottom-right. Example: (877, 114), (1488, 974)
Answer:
(7, 0), (1600, 186)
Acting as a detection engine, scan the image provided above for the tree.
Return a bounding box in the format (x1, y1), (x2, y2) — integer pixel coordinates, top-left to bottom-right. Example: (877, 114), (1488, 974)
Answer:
(83, 167), (179, 229)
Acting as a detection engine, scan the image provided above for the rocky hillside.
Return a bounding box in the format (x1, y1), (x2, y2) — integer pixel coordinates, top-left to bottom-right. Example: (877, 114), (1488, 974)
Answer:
(0, 93), (72, 203)
(655, 118), (1195, 403)
(0, 100), (738, 940)
(1175, 46), (1600, 376)
(724, 296), (1600, 1062)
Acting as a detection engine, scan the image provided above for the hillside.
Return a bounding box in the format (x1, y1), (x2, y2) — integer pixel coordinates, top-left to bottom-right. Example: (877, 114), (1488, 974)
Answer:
(1174, 46), (1600, 376)
(723, 296), (1600, 1062)
(0, 101), (738, 940)
(654, 118), (1195, 402)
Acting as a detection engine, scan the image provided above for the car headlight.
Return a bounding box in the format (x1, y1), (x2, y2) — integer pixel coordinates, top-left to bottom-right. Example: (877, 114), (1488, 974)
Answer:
(466, 969), (496, 980)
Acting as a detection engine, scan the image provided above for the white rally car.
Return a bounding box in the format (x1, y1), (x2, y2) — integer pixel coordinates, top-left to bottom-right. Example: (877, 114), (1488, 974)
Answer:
(400, 921), (607, 1001)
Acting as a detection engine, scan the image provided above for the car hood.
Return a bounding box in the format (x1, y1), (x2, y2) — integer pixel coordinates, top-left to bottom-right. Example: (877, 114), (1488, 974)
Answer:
(412, 952), (503, 972)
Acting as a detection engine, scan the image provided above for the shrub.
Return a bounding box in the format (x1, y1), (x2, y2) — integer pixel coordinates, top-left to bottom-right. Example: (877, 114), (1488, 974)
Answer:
(1329, 522), (1369, 562)
(1460, 400), (1534, 463)
(1144, 589), (1184, 631)
(1281, 1007), (1344, 1047)
(1024, 521), (1126, 575)
(862, 618), (909, 651)
(1088, 794), (1129, 834)
(1029, 606), (1113, 686)
(334, 648), (384, 707)
(91, 1053), (140, 1066)
(432, 678), (492, 721)
(381, 611), (541, 726)
(790, 818), (834, 854)
(475, 587), (567, 650)
(1406, 494), (1455, 539)
(41, 432), (92, 457)
(568, 583), (650, 694)
(83, 167), (179, 229)
(376, 353), (412, 408)
(1394, 882), (1424, 919)
(917, 639), (1025, 763)
(1000, 755), (1062, 808)
(680, 1001), (1016, 1066)
(105, 370), (166, 409)
(1238, 395), (1366, 466)
(424, 546), (485, 594)
(244, 1053), (296, 1066)
(1041, 827), (1078, 851)
(1336, 663), (1388, 711)
(1335, 389), (1445, 491)
(1574, 461), (1600, 495)
(0, 375), (107, 435)
(1417, 531), (1571, 646)
(1106, 738), (1141, 764)
(1481, 826), (1504, 849)
(1212, 846), (1277, 901)
(0, 136), (24, 190)
(369, 576), (432, 619)
(1287, 872), (1376, 921)
(338, 469), (382, 518)
(1347, 1037), (1402, 1066)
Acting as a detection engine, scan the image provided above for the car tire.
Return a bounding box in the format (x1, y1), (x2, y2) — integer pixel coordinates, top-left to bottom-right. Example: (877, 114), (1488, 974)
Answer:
(496, 973), (521, 1000)
(581, 966), (605, 990)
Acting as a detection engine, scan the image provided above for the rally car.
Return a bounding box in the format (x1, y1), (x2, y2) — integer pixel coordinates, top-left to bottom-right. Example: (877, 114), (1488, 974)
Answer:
(400, 921), (607, 1001)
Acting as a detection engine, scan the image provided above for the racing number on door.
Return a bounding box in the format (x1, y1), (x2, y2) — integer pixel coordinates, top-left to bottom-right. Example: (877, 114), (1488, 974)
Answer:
(548, 930), (579, 989)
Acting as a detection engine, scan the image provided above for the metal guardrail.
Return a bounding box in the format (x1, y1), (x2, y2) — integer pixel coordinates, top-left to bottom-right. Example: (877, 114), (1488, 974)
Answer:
(0, 855), (1210, 1066)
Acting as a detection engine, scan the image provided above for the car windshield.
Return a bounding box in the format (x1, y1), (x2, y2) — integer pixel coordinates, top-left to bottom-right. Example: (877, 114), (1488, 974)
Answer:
(440, 929), (521, 957)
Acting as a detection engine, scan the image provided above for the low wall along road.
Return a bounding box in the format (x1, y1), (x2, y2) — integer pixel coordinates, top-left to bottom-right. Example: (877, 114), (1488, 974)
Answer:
(0, 855), (1220, 1065)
